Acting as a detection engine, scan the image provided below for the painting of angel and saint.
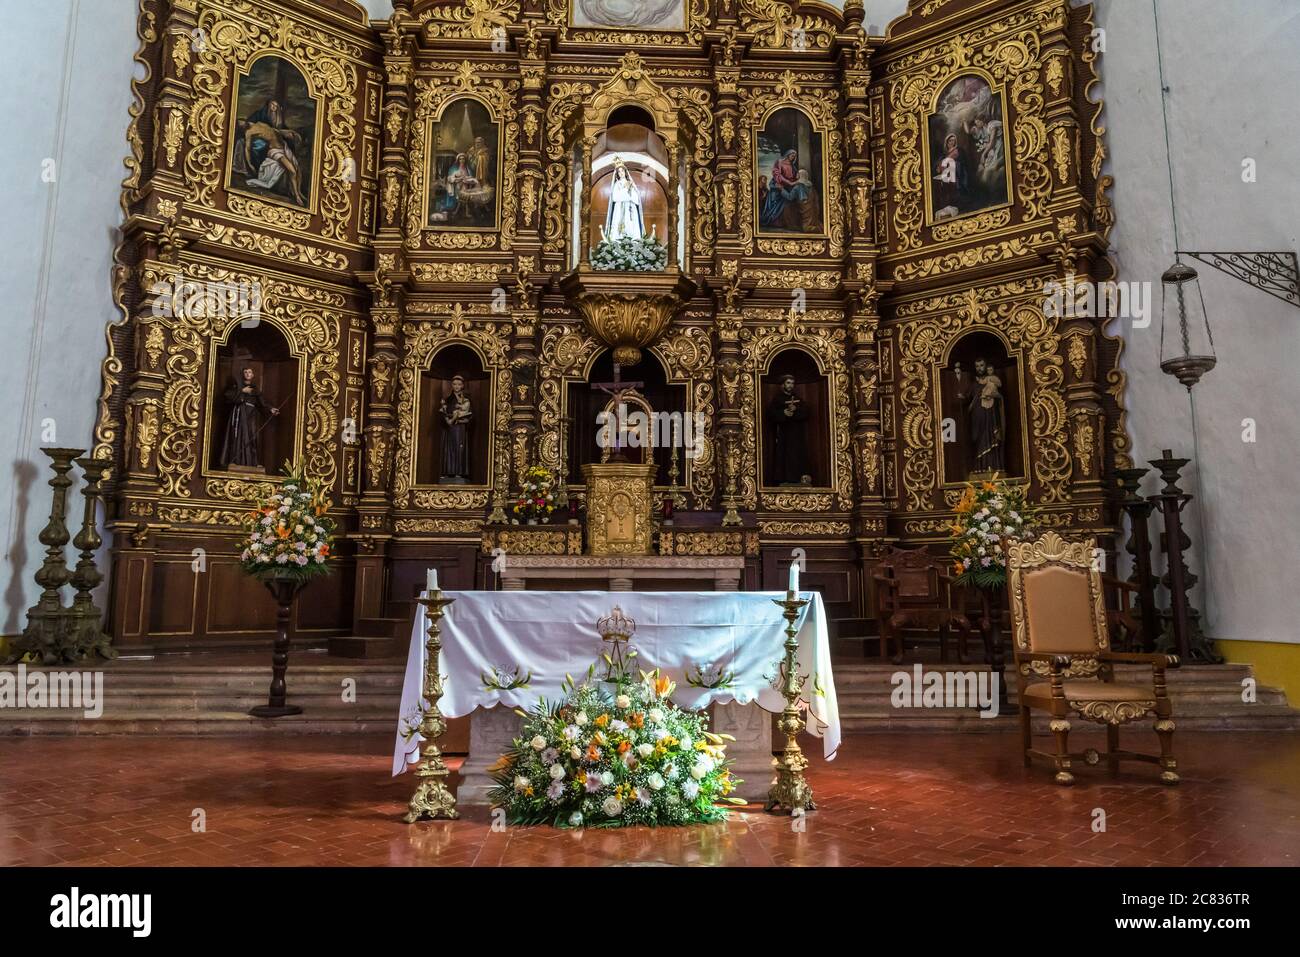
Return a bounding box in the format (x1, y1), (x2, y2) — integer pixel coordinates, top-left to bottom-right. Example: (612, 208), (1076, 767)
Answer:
(755, 107), (825, 235)
(227, 55), (318, 211)
(926, 74), (1011, 222)
(571, 0), (686, 31)
(426, 98), (500, 230)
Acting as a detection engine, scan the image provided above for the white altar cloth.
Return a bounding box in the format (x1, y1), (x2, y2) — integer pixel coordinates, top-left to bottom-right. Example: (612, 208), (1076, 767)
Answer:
(392, 590), (840, 776)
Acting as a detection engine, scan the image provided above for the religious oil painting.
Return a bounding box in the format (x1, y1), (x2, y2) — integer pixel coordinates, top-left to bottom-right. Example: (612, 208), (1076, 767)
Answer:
(425, 98), (501, 231)
(925, 73), (1011, 223)
(571, 0), (686, 31)
(755, 107), (825, 236)
(227, 54), (319, 212)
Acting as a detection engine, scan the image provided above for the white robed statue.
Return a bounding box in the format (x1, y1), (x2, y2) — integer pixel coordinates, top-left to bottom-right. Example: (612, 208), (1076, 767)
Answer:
(603, 156), (645, 242)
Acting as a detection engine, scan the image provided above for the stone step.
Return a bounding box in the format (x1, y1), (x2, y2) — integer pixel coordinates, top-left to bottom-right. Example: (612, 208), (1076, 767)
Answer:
(328, 635), (400, 658)
(354, 616), (409, 638)
(0, 710), (401, 736)
(840, 713), (1300, 733)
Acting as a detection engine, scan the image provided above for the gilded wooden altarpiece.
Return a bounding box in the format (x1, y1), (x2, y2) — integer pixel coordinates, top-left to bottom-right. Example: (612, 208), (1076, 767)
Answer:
(92, 0), (1129, 649)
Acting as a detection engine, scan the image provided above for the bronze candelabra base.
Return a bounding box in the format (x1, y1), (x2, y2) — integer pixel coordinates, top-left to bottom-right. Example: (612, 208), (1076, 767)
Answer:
(766, 591), (816, 814)
(405, 590), (460, 823)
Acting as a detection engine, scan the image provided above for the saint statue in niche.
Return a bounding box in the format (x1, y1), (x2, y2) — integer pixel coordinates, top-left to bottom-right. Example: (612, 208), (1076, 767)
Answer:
(954, 358), (1005, 474)
(603, 156), (645, 242)
(439, 375), (473, 483)
(220, 366), (279, 471)
(768, 374), (812, 486)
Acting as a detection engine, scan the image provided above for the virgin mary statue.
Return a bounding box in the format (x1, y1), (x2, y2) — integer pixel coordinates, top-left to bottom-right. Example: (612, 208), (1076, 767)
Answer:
(603, 157), (645, 242)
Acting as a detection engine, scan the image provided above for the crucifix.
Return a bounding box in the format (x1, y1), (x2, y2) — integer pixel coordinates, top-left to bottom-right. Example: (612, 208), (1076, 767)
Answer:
(591, 362), (644, 463)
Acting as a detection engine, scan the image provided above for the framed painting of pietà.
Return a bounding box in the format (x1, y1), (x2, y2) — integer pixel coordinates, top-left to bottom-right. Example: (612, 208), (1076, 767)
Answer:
(924, 73), (1012, 223)
(424, 97), (501, 231)
(571, 0), (686, 31)
(755, 107), (826, 236)
(226, 54), (320, 212)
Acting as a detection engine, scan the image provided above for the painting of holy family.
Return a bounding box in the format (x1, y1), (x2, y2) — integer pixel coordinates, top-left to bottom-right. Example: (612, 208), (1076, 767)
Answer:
(926, 73), (1011, 222)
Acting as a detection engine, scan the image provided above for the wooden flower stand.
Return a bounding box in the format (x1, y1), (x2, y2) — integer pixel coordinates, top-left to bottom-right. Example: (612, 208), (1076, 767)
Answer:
(249, 575), (307, 718)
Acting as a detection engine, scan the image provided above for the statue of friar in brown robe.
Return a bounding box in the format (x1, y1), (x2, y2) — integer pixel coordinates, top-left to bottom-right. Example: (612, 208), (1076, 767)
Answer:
(220, 366), (279, 470)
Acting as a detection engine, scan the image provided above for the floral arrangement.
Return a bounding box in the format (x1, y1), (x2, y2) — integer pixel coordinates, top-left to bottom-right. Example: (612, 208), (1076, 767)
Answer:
(487, 670), (742, 828)
(237, 463), (336, 581)
(590, 235), (668, 272)
(512, 465), (557, 523)
(949, 475), (1035, 590)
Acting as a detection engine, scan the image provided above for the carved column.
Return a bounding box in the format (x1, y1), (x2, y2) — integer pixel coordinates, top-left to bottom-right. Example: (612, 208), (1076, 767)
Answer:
(709, 28), (745, 268)
(667, 143), (681, 269)
(1041, 10), (1083, 211)
(847, 294), (887, 538)
(148, 0), (200, 202)
(713, 305), (746, 526)
(352, 5), (415, 624)
(579, 137), (594, 267)
(837, 25), (887, 547)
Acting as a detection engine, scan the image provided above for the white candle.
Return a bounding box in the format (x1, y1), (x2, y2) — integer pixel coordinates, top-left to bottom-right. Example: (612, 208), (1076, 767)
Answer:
(788, 562), (799, 595)
(426, 568), (438, 594)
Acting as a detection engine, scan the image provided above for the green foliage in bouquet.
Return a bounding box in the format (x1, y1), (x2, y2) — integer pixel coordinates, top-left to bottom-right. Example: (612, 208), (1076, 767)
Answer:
(948, 475), (1035, 590)
(237, 462), (336, 582)
(590, 235), (668, 272)
(487, 668), (743, 828)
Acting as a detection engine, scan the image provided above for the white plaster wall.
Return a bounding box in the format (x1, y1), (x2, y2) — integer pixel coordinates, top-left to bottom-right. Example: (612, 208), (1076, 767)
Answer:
(0, 1), (137, 634)
(1095, 0), (1300, 644)
(1, 0), (1296, 646)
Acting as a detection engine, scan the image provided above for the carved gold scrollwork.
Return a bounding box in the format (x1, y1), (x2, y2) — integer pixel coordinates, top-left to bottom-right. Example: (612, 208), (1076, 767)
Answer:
(738, 72), (845, 257)
(186, 3), (361, 242)
(895, 281), (1070, 511)
(393, 309), (511, 509)
(886, 7), (1057, 252)
(738, 312), (852, 511)
(408, 63), (519, 252)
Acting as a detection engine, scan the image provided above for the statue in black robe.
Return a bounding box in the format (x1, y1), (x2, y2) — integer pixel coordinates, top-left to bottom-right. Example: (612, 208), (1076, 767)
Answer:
(768, 374), (811, 486)
(954, 358), (1005, 474)
(220, 367), (278, 469)
(439, 375), (473, 483)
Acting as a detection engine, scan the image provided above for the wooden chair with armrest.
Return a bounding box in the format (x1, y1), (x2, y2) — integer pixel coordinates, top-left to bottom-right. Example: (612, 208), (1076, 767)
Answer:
(1102, 574), (1146, 652)
(872, 545), (973, 664)
(1007, 532), (1180, 786)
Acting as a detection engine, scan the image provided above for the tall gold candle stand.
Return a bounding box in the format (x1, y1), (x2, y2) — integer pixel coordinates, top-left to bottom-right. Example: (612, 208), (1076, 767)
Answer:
(405, 590), (459, 823)
(767, 591), (815, 814)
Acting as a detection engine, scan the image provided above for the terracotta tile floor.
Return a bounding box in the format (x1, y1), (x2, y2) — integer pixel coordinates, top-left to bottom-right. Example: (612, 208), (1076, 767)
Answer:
(1, 732), (1296, 866)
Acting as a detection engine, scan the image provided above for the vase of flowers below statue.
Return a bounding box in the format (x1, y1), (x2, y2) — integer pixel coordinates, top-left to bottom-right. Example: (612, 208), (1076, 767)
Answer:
(513, 465), (557, 526)
(237, 463), (337, 718)
(949, 476), (1035, 707)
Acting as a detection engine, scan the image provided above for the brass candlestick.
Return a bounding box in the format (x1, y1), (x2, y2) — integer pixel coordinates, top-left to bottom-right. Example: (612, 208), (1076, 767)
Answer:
(68, 456), (116, 661)
(767, 591), (815, 814)
(14, 447), (85, 664)
(405, 590), (459, 823)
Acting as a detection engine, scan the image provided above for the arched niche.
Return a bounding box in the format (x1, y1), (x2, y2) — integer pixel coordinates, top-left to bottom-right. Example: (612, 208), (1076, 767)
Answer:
(565, 348), (687, 489)
(564, 54), (697, 270)
(761, 347), (832, 489)
(415, 343), (491, 486)
(587, 108), (671, 250)
(208, 320), (299, 475)
(938, 329), (1026, 482)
